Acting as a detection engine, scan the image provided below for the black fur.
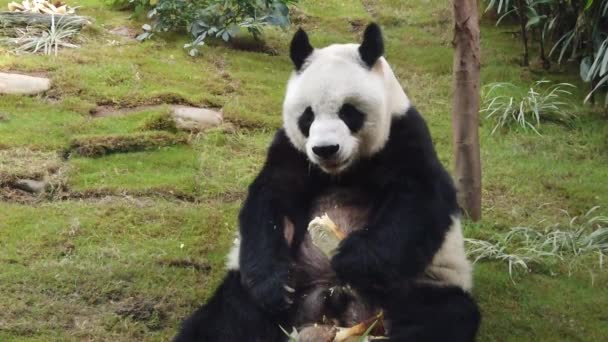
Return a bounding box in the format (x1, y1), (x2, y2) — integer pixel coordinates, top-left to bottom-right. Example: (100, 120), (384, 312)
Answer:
(359, 23), (384, 68)
(297, 107), (314, 137)
(290, 28), (314, 71)
(339, 103), (366, 133)
(174, 271), (287, 342)
(385, 284), (481, 341)
(176, 107), (479, 341)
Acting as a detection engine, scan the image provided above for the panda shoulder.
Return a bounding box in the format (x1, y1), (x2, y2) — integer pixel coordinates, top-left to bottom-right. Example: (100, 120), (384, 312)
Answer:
(267, 129), (298, 157)
(389, 107), (433, 144)
(262, 129), (309, 170)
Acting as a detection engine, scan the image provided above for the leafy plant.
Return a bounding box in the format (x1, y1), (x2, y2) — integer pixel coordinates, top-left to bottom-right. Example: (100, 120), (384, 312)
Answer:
(279, 325), (298, 342)
(480, 80), (576, 134)
(486, 0), (556, 67)
(131, 0), (297, 56)
(581, 36), (608, 106)
(466, 206), (608, 280)
(485, 0), (608, 107)
(2, 14), (80, 56)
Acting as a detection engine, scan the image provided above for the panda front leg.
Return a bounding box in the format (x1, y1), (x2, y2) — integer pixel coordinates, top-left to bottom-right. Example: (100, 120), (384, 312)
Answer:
(329, 187), (477, 339)
(174, 270), (289, 342)
(238, 130), (318, 314)
(383, 283), (480, 342)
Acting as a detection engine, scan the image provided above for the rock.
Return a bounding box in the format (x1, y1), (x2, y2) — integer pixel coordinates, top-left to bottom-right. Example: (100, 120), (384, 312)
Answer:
(108, 26), (138, 40)
(170, 105), (223, 132)
(0, 72), (51, 95)
(13, 179), (46, 193)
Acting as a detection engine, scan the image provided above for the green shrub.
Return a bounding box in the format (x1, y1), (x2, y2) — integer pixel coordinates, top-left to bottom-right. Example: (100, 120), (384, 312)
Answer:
(127, 0), (297, 56)
(481, 80), (576, 134)
(466, 206), (608, 279)
(483, 0), (608, 107)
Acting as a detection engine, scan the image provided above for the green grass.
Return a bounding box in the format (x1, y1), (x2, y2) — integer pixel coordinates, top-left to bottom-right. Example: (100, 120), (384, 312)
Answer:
(69, 146), (199, 195)
(0, 200), (238, 341)
(0, 0), (607, 340)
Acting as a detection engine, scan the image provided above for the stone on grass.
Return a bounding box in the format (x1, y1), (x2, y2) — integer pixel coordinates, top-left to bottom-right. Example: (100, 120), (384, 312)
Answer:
(108, 26), (138, 40)
(170, 105), (223, 132)
(13, 179), (46, 193)
(0, 72), (51, 95)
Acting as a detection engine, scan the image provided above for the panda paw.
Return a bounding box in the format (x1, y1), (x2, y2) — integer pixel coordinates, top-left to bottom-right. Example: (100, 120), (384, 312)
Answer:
(248, 270), (295, 314)
(331, 244), (367, 286)
(331, 235), (382, 291)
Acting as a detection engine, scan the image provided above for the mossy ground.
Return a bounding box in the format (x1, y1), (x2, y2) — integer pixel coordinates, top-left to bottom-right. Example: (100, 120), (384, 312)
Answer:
(0, 0), (606, 340)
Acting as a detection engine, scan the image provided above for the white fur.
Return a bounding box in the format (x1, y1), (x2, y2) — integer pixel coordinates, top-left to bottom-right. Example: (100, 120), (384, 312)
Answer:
(226, 235), (241, 270)
(423, 216), (473, 292)
(283, 43), (410, 174)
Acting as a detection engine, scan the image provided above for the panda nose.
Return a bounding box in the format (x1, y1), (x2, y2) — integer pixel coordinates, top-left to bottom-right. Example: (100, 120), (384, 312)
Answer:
(312, 144), (339, 159)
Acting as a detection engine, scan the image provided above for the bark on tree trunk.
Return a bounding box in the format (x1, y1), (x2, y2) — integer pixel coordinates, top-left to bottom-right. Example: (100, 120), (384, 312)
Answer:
(451, 0), (482, 221)
(516, 0), (529, 66)
(539, 31), (551, 70)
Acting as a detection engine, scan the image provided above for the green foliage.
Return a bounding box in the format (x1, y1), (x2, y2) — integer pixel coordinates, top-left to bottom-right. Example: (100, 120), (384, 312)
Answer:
(128, 0), (297, 56)
(481, 81), (576, 134)
(466, 206), (608, 279)
(2, 14), (81, 56)
(485, 0), (608, 107)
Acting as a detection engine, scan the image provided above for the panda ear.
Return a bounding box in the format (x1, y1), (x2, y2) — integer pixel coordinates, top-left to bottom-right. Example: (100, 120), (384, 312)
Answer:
(359, 23), (384, 68)
(290, 28), (314, 71)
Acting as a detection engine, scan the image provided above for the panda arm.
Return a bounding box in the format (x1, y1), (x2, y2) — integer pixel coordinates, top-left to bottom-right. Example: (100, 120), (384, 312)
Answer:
(331, 110), (458, 293)
(238, 129), (315, 313)
(331, 182), (454, 292)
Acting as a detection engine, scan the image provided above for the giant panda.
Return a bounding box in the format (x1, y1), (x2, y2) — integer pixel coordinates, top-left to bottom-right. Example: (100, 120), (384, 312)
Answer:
(175, 23), (480, 342)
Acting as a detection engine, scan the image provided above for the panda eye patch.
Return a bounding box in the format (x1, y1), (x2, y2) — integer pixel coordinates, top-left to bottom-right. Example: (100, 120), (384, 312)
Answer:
(338, 103), (365, 133)
(298, 107), (315, 137)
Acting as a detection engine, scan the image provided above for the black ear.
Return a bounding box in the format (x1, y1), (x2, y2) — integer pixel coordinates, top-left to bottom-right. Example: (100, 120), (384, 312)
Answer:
(359, 23), (384, 68)
(290, 28), (314, 71)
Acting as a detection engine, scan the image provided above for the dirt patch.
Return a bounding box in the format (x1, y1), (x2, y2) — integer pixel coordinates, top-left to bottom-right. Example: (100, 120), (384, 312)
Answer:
(290, 6), (311, 25)
(67, 132), (188, 157)
(108, 26), (139, 40)
(0, 112), (9, 121)
(0, 186), (43, 203)
(0, 148), (67, 188)
(210, 189), (246, 203)
(91, 104), (166, 118)
(60, 189), (200, 203)
(227, 36), (279, 56)
(158, 258), (211, 272)
(349, 19), (366, 33)
(115, 297), (167, 330)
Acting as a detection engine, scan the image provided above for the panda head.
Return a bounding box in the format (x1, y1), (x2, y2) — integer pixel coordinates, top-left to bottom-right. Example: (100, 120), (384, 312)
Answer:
(283, 23), (410, 174)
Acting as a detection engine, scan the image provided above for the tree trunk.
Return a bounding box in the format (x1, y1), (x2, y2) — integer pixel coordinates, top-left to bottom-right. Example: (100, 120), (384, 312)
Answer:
(451, 0), (482, 221)
(539, 30), (551, 70)
(515, 0), (529, 66)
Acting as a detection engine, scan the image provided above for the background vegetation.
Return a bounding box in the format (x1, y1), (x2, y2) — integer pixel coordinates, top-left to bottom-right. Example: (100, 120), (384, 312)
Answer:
(0, 0), (607, 341)
(484, 0), (608, 106)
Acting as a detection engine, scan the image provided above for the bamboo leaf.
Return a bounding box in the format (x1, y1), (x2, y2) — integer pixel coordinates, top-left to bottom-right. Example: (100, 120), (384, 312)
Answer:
(581, 56), (593, 82)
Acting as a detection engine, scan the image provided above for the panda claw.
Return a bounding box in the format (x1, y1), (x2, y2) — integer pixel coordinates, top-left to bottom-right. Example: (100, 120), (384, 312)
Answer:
(284, 285), (295, 293)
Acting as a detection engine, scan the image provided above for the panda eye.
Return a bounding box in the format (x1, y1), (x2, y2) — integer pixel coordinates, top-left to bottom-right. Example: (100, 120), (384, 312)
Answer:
(298, 106), (315, 137)
(338, 103), (365, 133)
